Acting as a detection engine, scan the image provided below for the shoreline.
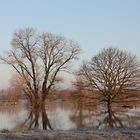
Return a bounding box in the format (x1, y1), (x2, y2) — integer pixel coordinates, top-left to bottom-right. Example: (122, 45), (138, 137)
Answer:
(0, 129), (140, 140)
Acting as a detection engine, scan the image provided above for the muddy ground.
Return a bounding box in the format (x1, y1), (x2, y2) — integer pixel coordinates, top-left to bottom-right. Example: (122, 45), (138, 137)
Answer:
(0, 129), (140, 140)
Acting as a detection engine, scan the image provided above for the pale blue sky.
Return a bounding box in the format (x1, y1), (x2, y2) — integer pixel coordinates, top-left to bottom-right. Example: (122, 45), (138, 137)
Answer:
(0, 0), (140, 89)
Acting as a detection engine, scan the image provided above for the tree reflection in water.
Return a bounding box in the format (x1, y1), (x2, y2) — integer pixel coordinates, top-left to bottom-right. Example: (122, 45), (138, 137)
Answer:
(18, 106), (53, 130)
(15, 100), (140, 130)
(95, 109), (123, 129)
(70, 99), (140, 130)
(70, 99), (97, 129)
(95, 106), (140, 129)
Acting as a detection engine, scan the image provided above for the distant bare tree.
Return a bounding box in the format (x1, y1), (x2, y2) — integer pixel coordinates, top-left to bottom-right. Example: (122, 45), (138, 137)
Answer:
(0, 28), (80, 129)
(78, 47), (140, 113)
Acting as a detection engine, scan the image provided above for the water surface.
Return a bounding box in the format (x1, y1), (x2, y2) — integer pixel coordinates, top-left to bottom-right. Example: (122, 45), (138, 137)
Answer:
(0, 100), (139, 130)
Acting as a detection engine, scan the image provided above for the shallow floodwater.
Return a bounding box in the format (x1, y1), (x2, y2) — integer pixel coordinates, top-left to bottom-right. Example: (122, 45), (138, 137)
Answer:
(0, 100), (140, 130)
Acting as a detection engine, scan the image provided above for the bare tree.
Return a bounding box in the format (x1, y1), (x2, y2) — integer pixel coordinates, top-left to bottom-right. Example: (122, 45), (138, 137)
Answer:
(77, 47), (140, 113)
(0, 28), (80, 112)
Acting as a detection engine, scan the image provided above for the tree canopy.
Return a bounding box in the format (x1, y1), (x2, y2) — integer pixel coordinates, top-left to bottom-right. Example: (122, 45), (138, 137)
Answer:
(0, 28), (81, 108)
(77, 47), (140, 107)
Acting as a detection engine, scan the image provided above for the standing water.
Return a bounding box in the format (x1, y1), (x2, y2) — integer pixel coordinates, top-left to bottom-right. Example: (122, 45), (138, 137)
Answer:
(0, 99), (140, 130)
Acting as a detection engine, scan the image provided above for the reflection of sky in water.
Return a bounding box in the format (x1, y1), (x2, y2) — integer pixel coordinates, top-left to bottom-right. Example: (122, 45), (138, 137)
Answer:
(0, 103), (140, 130)
(0, 110), (27, 130)
(48, 108), (76, 130)
(125, 108), (140, 116)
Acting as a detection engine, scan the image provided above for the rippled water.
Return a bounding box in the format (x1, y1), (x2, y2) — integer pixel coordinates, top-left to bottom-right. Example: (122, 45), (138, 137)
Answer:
(0, 100), (140, 130)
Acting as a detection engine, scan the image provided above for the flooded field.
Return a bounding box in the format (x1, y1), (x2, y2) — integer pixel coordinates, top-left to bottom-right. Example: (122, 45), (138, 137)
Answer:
(0, 99), (140, 131)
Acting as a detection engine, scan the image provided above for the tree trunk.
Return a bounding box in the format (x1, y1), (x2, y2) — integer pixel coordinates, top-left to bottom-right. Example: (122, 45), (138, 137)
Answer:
(107, 100), (111, 113)
(42, 105), (53, 130)
(78, 101), (83, 128)
(23, 90), (53, 130)
(41, 93), (46, 108)
(32, 98), (40, 109)
(107, 100), (113, 128)
(41, 91), (53, 130)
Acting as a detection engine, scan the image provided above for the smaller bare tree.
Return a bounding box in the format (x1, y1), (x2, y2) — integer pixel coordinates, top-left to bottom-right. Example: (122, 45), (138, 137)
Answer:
(78, 47), (140, 113)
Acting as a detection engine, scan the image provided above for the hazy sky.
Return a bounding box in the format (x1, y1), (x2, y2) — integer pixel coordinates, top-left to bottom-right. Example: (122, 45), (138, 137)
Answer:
(0, 0), (140, 89)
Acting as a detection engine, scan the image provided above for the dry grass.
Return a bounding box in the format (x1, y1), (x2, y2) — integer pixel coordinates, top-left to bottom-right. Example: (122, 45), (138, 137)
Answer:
(0, 129), (140, 140)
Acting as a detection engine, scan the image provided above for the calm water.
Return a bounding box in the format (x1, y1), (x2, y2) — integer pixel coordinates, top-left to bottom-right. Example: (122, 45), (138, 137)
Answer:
(0, 100), (140, 130)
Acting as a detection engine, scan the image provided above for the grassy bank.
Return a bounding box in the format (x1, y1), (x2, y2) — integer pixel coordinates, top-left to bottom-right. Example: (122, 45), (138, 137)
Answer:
(0, 129), (140, 140)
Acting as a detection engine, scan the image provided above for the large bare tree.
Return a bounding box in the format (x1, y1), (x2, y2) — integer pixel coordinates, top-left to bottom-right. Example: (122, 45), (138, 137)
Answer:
(78, 47), (140, 113)
(0, 28), (80, 109)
